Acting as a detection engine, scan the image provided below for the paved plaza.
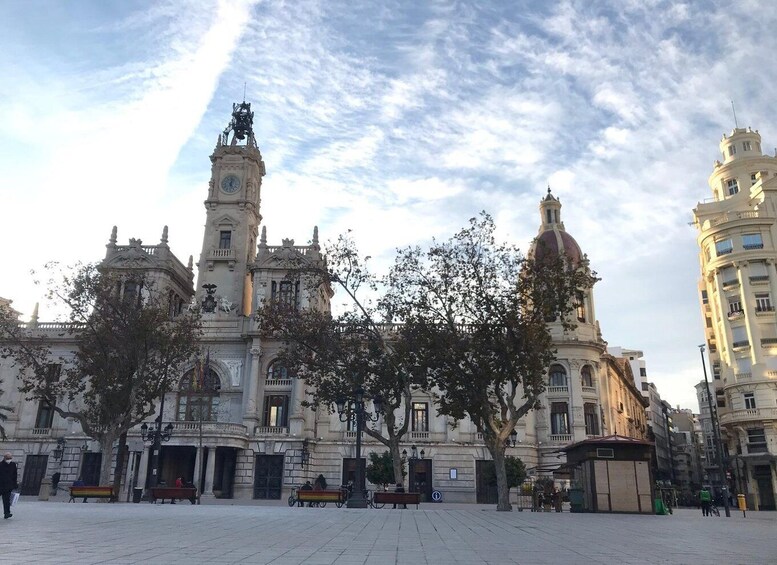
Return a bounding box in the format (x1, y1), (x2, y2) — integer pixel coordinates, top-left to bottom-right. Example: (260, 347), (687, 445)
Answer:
(0, 498), (774, 564)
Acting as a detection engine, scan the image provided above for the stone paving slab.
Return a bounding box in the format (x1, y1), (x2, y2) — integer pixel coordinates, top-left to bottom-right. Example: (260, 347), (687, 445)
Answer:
(0, 499), (773, 564)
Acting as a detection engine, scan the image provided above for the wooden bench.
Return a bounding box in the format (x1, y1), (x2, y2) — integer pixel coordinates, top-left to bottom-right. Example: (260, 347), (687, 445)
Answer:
(69, 486), (115, 502)
(373, 491), (422, 509)
(149, 487), (197, 504)
(296, 489), (345, 505)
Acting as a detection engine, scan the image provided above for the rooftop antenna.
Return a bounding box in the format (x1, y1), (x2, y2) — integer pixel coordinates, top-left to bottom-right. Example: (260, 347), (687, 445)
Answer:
(243, 82), (247, 103)
(731, 100), (739, 129)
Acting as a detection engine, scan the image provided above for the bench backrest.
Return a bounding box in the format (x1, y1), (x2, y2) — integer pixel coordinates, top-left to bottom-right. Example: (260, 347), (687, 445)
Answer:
(151, 487), (197, 496)
(297, 490), (343, 501)
(373, 492), (421, 503)
(70, 486), (113, 496)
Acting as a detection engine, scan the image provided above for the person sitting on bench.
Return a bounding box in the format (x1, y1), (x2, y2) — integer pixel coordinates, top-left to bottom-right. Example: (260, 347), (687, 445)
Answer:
(393, 483), (407, 509)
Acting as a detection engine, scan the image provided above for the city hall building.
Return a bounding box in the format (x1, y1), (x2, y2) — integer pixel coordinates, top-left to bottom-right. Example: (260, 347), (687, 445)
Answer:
(0, 104), (647, 503)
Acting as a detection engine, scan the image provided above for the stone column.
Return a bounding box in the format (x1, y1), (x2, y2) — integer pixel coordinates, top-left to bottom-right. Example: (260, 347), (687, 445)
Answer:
(243, 346), (262, 430)
(137, 447), (150, 490)
(202, 447), (217, 498)
(193, 446), (203, 490)
(568, 360), (586, 441)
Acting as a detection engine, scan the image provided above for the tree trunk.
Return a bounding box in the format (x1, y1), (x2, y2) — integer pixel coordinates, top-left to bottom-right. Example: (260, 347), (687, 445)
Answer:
(111, 432), (128, 500)
(98, 431), (117, 487)
(490, 441), (512, 511)
(389, 440), (405, 488)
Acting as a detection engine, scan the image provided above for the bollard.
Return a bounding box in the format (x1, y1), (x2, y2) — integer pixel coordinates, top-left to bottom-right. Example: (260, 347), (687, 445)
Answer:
(38, 477), (52, 501)
(737, 493), (746, 517)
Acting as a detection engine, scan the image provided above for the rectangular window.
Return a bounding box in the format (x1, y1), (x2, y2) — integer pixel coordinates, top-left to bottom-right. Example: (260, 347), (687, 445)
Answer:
(743, 141), (752, 151)
(747, 428), (767, 452)
(755, 292), (772, 312)
(715, 239), (733, 255)
(742, 233), (763, 250)
(639, 367), (647, 377)
(728, 145), (737, 157)
(219, 231), (232, 249)
(728, 298), (742, 315)
(584, 403), (599, 436)
(743, 392), (756, 410)
(701, 290), (709, 304)
(751, 173), (758, 186)
(550, 402), (569, 435)
(412, 402), (429, 432)
(271, 280), (299, 308)
(641, 382), (649, 391)
(34, 401), (54, 429)
(263, 395), (289, 427)
(713, 363), (721, 380)
(717, 398), (726, 408)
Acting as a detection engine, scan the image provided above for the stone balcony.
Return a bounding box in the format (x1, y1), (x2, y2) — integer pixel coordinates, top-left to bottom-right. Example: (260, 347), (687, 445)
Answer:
(719, 407), (777, 426)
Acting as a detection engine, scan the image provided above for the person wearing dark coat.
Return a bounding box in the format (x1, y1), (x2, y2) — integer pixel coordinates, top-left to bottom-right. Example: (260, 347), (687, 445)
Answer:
(0, 453), (19, 519)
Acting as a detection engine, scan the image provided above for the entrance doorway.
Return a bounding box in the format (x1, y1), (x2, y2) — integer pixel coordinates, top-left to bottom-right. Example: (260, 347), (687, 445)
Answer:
(409, 459), (433, 502)
(342, 458), (366, 491)
(213, 447), (237, 498)
(754, 465), (775, 510)
(476, 460), (498, 504)
(20, 455), (48, 495)
(254, 454), (283, 499)
(80, 452), (102, 486)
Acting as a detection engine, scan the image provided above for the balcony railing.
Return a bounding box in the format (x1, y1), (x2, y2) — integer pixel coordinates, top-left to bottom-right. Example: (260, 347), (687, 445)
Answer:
(549, 434), (573, 443)
(735, 372), (752, 381)
(345, 431), (357, 440)
(409, 431), (430, 441)
(732, 340), (750, 349)
(255, 426), (288, 435)
(208, 248), (236, 260)
(722, 279), (739, 288)
(761, 338), (777, 346)
(727, 310), (744, 321)
(171, 422), (247, 435)
(719, 407), (777, 426)
(749, 275), (770, 285)
(743, 243), (764, 250)
(547, 386), (569, 394)
(582, 386), (597, 395)
(265, 379), (293, 388)
(31, 427), (52, 437)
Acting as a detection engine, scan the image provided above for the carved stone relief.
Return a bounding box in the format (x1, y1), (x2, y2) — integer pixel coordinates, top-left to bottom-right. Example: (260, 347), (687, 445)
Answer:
(223, 359), (243, 387)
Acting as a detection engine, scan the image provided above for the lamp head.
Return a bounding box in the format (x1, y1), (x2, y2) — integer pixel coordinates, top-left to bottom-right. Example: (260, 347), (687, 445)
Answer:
(411, 445), (418, 459)
(335, 397), (346, 414)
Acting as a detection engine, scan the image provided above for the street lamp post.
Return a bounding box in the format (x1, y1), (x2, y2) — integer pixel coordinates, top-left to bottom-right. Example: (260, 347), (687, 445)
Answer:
(698, 344), (731, 517)
(140, 392), (174, 488)
(336, 388), (382, 508)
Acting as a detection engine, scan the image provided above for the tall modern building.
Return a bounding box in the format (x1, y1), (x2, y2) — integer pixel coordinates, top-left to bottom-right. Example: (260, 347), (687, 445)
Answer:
(693, 126), (777, 510)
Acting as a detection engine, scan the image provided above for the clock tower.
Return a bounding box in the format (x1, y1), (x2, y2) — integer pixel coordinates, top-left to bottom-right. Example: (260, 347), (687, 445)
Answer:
(196, 102), (266, 316)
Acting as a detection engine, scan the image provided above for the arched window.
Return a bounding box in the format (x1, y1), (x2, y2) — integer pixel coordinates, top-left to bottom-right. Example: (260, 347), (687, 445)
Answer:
(575, 292), (586, 323)
(549, 365), (567, 388)
(581, 365), (593, 388)
(177, 368), (221, 421)
(267, 362), (292, 382)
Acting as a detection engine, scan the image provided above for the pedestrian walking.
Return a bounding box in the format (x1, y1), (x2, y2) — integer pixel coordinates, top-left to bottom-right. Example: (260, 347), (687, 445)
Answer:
(0, 453), (18, 519)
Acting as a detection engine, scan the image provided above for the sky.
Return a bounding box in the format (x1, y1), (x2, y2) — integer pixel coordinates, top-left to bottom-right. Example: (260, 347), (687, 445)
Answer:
(2, 0), (777, 411)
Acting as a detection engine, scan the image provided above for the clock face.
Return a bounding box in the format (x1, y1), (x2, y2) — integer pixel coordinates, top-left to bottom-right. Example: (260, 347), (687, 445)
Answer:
(221, 174), (241, 193)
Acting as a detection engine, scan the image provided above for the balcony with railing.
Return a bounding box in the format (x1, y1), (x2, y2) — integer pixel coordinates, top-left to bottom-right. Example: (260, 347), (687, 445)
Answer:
(206, 248), (237, 270)
(727, 310), (745, 321)
(719, 407), (777, 426)
(755, 306), (775, 317)
(547, 386), (569, 395)
(761, 337), (777, 347)
(254, 425), (288, 436)
(265, 379), (293, 389)
(722, 279), (739, 289)
(171, 421), (247, 436)
(581, 386), (597, 396)
(549, 434), (573, 443)
(735, 372), (752, 382)
(732, 340), (750, 350)
(409, 431), (430, 442)
(749, 275), (770, 285)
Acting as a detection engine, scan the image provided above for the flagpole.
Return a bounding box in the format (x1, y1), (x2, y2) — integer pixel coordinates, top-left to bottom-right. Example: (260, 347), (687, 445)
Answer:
(197, 349), (208, 505)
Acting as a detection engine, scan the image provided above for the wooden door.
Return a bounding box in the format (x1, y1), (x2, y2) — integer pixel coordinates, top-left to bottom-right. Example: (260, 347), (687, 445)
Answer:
(253, 455), (283, 499)
(80, 452), (102, 486)
(20, 455), (48, 495)
(409, 459), (433, 502)
(476, 460), (498, 504)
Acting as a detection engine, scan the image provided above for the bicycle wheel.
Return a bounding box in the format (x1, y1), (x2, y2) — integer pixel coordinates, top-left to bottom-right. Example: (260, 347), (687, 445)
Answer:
(336, 500), (344, 508)
(288, 495), (296, 507)
(318, 501), (327, 508)
(372, 499), (385, 509)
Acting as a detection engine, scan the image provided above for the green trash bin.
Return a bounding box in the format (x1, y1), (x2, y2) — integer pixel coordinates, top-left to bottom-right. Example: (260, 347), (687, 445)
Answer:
(568, 488), (584, 513)
(654, 497), (668, 515)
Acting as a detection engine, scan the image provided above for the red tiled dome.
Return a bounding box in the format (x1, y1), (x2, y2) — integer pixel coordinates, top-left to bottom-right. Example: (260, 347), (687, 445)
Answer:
(533, 229), (583, 264)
